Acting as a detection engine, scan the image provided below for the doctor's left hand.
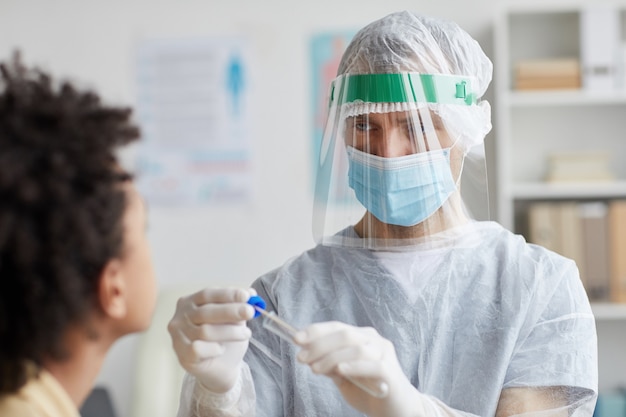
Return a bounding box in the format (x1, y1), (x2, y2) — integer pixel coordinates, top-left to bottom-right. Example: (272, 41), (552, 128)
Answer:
(294, 321), (425, 417)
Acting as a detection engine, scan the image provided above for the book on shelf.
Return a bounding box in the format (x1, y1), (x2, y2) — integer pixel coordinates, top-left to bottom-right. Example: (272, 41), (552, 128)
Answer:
(579, 202), (610, 301)
(545, 151), (614, 183)
(516, 77), (581, 90)
(559, 202), (586, 287)
(527, 202), (562, 252)
(526, 201), (619, 302)
(609, 200), (626, 303)
(527, 202), (587, 289)
(580, 6), (620, 91)
(514, 58), (581, 90)
(515, 58), (580, 78)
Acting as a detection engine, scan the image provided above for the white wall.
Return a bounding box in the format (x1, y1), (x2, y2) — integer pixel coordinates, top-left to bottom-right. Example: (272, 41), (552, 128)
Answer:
(0, 0), (529, 415)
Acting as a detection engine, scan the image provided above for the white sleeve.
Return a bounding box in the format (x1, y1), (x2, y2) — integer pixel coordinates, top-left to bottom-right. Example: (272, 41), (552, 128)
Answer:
(416, 387), (596, 417)
(176, 363), (256, 417)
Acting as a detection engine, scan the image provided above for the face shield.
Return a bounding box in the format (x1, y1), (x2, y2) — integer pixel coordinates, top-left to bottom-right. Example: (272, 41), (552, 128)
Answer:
(313, 72), (491, 250)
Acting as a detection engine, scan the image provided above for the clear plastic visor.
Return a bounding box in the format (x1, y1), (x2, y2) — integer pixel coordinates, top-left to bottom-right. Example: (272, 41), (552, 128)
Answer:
(313, 73), (490, 250)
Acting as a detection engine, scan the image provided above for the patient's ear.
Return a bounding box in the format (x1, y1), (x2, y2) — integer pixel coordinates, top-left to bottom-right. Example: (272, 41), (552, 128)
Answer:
(98, 259), (127, 319)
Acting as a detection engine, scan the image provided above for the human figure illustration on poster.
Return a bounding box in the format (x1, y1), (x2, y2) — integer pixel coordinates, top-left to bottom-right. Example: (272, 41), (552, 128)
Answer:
(227, 53), (245, 118)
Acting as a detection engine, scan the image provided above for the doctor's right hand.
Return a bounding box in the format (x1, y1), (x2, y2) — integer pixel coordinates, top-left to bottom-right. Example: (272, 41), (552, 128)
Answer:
(167, 287), (256, 394)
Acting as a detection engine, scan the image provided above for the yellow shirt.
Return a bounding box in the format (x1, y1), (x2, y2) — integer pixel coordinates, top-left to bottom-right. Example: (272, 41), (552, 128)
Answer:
(0, 369), (79, 417)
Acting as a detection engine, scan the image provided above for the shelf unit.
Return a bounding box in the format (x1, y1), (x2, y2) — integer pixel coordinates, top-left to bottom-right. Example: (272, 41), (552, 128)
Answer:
(592, 302), (626, 320)
(494, 4), (626, 393)
(494, 4), (626, 230)
(494, 4), (626, 286)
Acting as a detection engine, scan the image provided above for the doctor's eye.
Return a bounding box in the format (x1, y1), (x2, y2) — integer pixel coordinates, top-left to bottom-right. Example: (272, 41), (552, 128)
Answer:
(352, 116), (376, 132)
(355, 122), (371, 131)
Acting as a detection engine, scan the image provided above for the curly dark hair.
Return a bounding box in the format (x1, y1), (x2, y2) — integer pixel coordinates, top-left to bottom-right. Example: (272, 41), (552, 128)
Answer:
(0, 53), (141, 394)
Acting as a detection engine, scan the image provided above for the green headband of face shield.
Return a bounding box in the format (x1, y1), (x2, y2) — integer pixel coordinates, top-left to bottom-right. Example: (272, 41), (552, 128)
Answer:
(329, 73), (477, 107)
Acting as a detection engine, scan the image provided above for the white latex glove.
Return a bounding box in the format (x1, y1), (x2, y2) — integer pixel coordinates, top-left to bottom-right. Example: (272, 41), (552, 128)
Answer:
(168, 287), (256, 394)
(295, 321), (426, 417)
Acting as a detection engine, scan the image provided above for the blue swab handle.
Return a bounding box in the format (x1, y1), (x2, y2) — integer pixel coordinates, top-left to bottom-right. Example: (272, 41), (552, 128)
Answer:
(247, 295), (266, 318)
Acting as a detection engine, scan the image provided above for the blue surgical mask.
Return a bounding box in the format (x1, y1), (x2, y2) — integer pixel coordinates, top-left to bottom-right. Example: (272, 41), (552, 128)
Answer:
(347, 146), (457, 227)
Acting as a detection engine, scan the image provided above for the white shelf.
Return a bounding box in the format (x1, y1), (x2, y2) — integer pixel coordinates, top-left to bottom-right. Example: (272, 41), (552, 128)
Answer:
(592, 302), (626, 320)
(512, 181), (626, 199)
(507, 90), (626, 106)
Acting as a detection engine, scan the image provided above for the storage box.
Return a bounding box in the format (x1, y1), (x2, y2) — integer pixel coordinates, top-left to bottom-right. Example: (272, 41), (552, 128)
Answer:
(545, 151), (614, 182)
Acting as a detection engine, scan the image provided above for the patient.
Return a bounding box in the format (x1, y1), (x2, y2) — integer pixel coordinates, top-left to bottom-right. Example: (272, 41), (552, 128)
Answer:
(0, 52), (157, 417)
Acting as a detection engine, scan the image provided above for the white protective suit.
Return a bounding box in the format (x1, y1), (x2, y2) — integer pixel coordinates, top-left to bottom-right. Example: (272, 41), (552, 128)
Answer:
(178, 221), (597, 416)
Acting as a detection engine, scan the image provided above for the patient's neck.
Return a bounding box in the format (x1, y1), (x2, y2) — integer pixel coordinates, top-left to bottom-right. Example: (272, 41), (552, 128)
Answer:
(44, 326), (113, 408)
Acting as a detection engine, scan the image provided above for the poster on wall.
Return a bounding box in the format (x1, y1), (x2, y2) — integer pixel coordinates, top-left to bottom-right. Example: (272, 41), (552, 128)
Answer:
(135, 36), (254, 206)
(310, 31), (355, 197)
